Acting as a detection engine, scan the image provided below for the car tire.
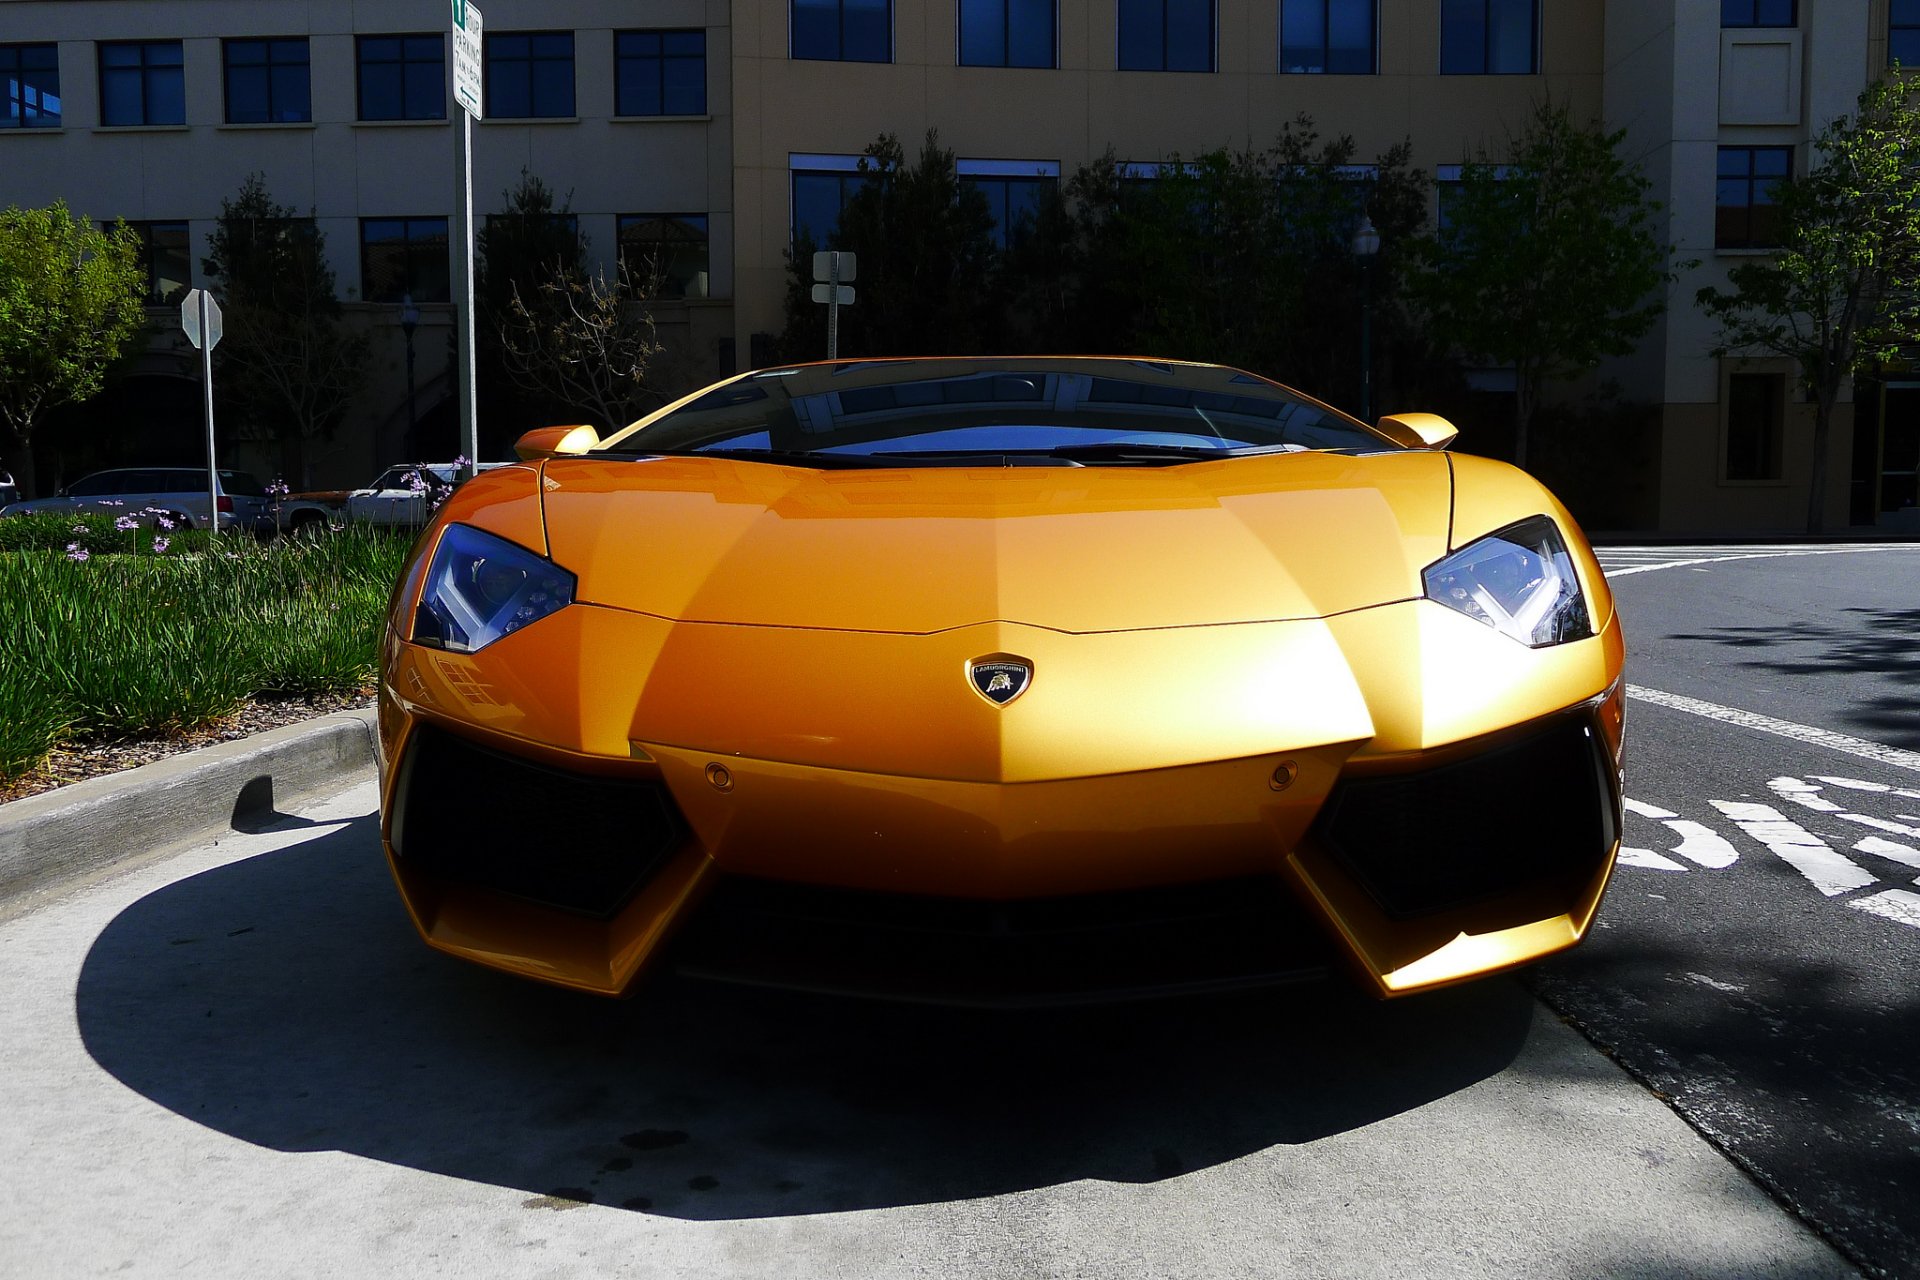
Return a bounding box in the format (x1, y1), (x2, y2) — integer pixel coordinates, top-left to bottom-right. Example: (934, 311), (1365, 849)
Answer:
(288, 511), (327, 540)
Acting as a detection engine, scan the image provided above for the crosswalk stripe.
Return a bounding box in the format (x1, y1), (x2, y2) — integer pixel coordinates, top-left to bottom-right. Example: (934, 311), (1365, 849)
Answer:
(1709, 801), (1878, 896)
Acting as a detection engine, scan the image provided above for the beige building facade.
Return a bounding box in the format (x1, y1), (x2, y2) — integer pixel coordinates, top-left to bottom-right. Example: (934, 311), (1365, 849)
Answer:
(1, 0), (1913, 528)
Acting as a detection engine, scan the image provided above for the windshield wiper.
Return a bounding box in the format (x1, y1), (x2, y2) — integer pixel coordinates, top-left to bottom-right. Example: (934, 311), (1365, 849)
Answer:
(616, 446), (898, 469)
(1040, 442), (1296, 463)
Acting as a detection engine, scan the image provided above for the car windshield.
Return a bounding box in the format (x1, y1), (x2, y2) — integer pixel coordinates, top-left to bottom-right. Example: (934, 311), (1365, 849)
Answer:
(218, 470), (265, 496)
(599, 359), (1393, 466)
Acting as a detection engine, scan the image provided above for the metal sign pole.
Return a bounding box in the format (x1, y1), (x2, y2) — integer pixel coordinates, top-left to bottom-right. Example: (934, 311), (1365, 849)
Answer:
(827, 252), (840, 361)
(459, 108), (479, 479)
(200, 290), (218, 531)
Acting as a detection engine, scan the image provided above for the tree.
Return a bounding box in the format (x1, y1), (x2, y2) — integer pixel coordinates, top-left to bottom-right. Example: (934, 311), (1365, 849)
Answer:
(1412, 99), (1670, 468)
(202, 174), (367, 485)
(477, 171), (591, 446)
(1697, 75), (1920, 532)
(497, 263), (663, 433)
(0, 202), (146, 497)
(779, 131), (1002, 359)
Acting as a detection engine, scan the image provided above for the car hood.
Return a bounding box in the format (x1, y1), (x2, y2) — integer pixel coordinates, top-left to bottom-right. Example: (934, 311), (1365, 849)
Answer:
(538, 451), (1453, 633)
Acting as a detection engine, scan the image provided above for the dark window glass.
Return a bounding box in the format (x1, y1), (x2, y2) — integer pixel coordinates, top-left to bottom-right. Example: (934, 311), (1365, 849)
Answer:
(67, 473), (118, 498)
(1726, 373), (1782, 480)
(1281, 0), (1375, 73)
(1, 44), (60, 128)
(962, 175), (1056, 249)
(1439, 0), (1536, 74)
(619, 214), (710, 298)
(115, 220), (190, 304)
(1894, 0), (1920, 66)
(792, 0), (893, 61)
(1118, 0), (1214, 71)
(357, 34), (445, 120)
(791, 170), (874, 245)
(959, 0), (1056, 67)
(224, 38), (310, 123)
(98, 41), (185, 126)
(1721, 0), (1795, 26)
(1716, 146), (1790, 249)
(486, 32), (575, 118)
(615, 31), (707, 115)
(361, 218), (451, 303)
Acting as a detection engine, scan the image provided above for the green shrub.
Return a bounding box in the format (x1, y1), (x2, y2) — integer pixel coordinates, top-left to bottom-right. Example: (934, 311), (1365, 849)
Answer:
(0, 526), (412, 783)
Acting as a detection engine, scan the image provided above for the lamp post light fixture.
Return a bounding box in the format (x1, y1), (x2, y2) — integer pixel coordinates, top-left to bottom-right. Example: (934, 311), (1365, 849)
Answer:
(400, 293), (420, 460)
(1352, 215), (1381, 425)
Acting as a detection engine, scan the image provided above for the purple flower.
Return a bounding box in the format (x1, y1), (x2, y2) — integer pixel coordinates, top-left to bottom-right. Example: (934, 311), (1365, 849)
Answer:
(115, 515), (138, 531)
(152, 536), (170, 554)
(267, 479), (291, 499)
(452, 455), (471, 469)
(65, 542), (89, 562)
(405, 470), (427, 493)
(71, 523), (87, 535)
(156, 515), (176, 531)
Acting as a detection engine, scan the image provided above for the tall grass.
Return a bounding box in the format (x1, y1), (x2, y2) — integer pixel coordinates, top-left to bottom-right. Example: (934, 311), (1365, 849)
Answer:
(0, 527), (412, 783)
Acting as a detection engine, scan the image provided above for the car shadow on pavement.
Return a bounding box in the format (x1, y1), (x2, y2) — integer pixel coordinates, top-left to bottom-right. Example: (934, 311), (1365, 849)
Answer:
(76, 814), (1534, 1220)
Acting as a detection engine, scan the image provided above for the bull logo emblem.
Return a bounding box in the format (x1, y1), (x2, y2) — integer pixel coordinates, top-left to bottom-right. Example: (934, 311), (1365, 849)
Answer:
(969, 658), (1032, 706)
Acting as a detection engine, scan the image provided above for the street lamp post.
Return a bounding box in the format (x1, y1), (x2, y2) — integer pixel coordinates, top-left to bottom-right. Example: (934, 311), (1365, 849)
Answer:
(400, 293), (419, 459)
(1352, 216), (1381, 425)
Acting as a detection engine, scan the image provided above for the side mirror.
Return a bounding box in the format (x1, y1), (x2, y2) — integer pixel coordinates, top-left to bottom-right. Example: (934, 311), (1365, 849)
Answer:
(514, 424), (601, 461)
(1374, 412), (1459, 451)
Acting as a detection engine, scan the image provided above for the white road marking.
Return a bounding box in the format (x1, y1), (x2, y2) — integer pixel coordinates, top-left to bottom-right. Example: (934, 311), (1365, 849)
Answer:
(1853, 836), (1920, 875)
(1848, 889), (1920, 929)
(1837, 811), (1920, 840)
(1602, 545), (1920, 577)
(1627, 686), (1920, 774)
(1619, 847), (1689, 871)
(1685, 972), (1745, 993)
(1709, 801), (1879, 896)
(1665, 820), (1739, 869)
(1813, 775), (1920, 800)
(1625, 798), (1678, 819)
(1767, 777), (1842, 812)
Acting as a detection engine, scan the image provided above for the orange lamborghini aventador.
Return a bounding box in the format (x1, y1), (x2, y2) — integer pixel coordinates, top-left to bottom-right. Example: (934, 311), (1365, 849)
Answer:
(377, 357), (1625, 1005)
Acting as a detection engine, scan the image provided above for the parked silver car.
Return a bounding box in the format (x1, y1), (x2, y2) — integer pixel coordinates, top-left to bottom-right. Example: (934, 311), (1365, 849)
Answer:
(0, 467), (274, 533)
(0, 469), (17, 507)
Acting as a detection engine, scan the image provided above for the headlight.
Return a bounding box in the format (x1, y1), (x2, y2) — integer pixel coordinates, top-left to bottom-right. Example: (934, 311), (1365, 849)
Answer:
(410, 523), (575, 653)
(1422, 516), (1593, 647)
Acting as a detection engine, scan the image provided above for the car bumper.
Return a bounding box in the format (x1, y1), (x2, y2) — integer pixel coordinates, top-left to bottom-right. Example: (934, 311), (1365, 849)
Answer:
(377, 601), (1625, 1001)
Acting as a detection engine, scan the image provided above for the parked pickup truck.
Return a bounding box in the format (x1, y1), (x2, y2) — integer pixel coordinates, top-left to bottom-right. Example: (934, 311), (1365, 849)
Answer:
(278, 462), (505, 535)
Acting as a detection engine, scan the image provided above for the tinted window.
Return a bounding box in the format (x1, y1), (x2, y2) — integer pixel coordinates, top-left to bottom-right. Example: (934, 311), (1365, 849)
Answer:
(486, 32), (574, 117)
(219, 471), (266, 496)
(358, 35), (444, 120)
(1118, 0), (1214, 71)
(959, 0), (1056, 68)
(224, 38), (310, 123)
(1440, 0), (1536, 74)
(615, 31), (706, 115)
(792, 0), (892, 62)
(361, 217), (452, 303)
(67, 473), (118, 497)
(1, 43), (61, 128)
(99, 41), (185, 126)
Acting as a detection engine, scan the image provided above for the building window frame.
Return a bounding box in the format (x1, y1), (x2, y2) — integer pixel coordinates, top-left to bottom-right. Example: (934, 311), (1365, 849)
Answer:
(791, 0), (894, 64)
(957, 159), (1060, 249)
(97, 41), (185, 127)
(1722, 367), (1788, 484)
(1892, 0), (1920, 66)
(1721, 0), (1796, 27)
(485, 31), (576, 119)
(957, 0), (1059, 68)
(360, 217), (452, 304)
(615, 30), (707, 116)
(357, 34), (446, 121)
(1117, 0), (1217, 72)
(1280, 0), (1377, 74)
(223, 37), (312, 125)
(618, 213), (711, 299)
(114, 220), (190, 305)
(1716, 145), (1791, 250)
(1438, 0), (1538, 75)
(790, 153), (874, 247)
(1, 43), (60, 129)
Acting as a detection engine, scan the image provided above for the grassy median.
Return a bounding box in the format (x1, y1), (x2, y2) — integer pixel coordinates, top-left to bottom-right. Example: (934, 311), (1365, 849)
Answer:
(0, 514), (413, 784)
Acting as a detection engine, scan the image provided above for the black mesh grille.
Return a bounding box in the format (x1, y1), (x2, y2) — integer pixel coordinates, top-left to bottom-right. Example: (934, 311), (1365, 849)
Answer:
(670, 876), (1334, 1008)
(392, 723), (685, 918)
(1316, 716), (1616, 918)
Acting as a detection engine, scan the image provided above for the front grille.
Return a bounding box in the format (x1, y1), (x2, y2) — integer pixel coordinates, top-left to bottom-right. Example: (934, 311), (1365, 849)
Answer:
(391, 723), (685, 918)
(669, 876), (1334, 1008)
(1316, 716), (1617, 918)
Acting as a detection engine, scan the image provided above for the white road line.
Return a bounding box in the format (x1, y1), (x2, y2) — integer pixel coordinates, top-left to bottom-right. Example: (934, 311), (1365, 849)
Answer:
(1813, 775), (1920, 800)
(1619, 847), (1689, 872)
(1601, 545), (1919, 577)
(1848, 889), (1920, 929)
(1767, 777), (1842, 812)
(1709, 801), (1879, 896)
(1625, 797), (1678, 819)
(1627, 686), (1920, 774)
(1853, 836), (1920, 874)
(1837, 811), (1920, 839)
(1665, 820), (1740, 869)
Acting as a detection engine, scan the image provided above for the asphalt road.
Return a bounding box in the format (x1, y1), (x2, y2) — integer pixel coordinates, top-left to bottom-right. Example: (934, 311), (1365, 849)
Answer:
(1532, 543), (1920, 1280)
(3, 542), (1915, 1277)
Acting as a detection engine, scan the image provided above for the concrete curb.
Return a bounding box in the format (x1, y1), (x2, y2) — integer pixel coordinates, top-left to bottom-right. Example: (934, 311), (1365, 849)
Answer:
(0, 709), (378, 904)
